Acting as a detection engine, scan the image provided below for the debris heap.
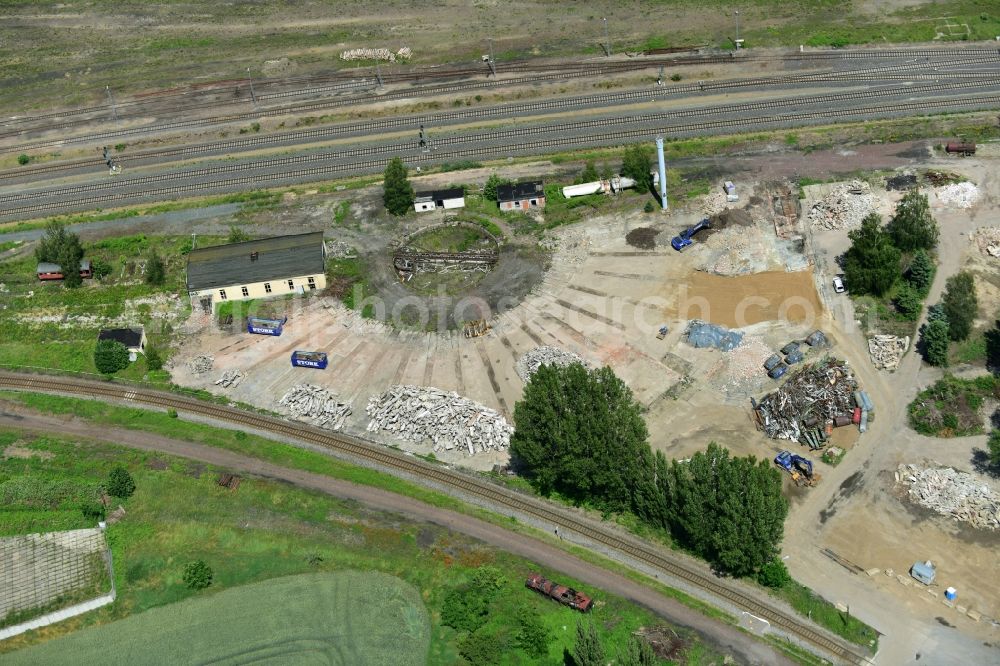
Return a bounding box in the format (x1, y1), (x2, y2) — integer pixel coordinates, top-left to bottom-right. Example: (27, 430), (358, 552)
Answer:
(754, 359), (858, 442)
(188, 354), (214, 375)
(366, 385), (513, 456)
(868, 335), (909, 371)
(972, 227), (1000, 258)
(339, 47), (410, 62)
(807, 180), (875, 230)
(516, 346), (587, 382)
(215, 369), (245, 389)
(897, 464), (1000, 530)
(686, 320), (744, 351)
(278, 384), (352, 431)
(935, 182), (980, 209)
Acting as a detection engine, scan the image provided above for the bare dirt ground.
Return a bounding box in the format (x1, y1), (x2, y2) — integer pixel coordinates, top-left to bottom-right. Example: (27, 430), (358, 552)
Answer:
(0, 405), (791, 666)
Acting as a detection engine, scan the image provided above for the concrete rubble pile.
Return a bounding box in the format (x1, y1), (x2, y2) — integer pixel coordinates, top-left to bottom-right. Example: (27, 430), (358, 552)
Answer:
(807, 180), (875, 230)
(935, 182), (980, 209)
(278, 384), (352, 431)
(366, 385), (513, 456)
(897, 464), (1000, 530)
(515, 346), (587, 382)
(339, 47), (411, 62)
(324, 240), (355, 259)
(685, 320), (744, 351)
(713, 337), (773, 391)
(868, 335), (909, 371)
(755, 359), (858, 442)
(188, 354), (214, 375)
(972, 227), (1000, 258)
(700, 191), (728, 216)
(215, 369), (245, 389)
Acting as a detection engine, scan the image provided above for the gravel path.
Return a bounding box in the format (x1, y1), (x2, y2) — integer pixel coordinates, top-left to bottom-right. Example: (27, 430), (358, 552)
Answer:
(0, 405), (791, 666)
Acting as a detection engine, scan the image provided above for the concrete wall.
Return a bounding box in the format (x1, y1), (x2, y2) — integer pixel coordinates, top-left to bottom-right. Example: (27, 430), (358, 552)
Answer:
(414, 201), (436, 212)
(441, 197), (465, 209)
(192, 272), (327, 305)
(499, 197), (545, 211)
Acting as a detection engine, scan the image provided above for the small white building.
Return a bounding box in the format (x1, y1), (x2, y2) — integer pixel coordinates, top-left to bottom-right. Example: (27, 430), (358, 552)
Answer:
(413, 188), (466, 213)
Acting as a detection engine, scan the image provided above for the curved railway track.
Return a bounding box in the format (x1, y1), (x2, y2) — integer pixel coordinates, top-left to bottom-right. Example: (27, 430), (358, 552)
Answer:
(0, 370), (871, 664)
(5, 49), (997, 152)
(2, 94), (996, 219)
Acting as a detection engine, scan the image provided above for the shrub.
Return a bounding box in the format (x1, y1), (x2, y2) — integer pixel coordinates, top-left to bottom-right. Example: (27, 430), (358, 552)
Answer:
(94, 339), (130, 374)
(144, 347), (163, 371)
(670, 73), (681, 81)
(18, 154), (30, 165)
(942, 271), (977, 341)
(183, 560), (214, 590)
(893, 282), (922, 321)
(643, 201), (655, 213)
(756, 559), (792, 589)
(227, 226), (250, 244)
(80, 500), (106, 522)
(145, 251), (166, 286)
(90, 258), (112, 280)
(441, 586), (491, 632)
(107, 465), (136, 499)
(919, 319), (950, 367)
(167, 408), (178, 418)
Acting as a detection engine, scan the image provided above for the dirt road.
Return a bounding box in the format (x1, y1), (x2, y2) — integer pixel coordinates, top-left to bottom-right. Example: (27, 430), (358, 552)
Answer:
(0, 406), (792, 666)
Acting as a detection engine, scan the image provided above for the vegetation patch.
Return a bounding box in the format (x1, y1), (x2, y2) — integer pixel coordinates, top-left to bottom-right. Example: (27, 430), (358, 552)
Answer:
(908, 374), (999, 437)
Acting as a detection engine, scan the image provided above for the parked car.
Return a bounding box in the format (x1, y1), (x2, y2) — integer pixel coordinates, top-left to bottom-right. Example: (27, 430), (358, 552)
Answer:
(832, 277), (845, 293)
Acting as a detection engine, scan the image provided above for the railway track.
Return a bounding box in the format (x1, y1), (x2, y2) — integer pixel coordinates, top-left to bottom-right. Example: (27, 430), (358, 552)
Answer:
(5, 49), (997, 152)
(2, 94), (996, 219)
(4, 84), (997, 214)
(0, 370), (871, 664)
(6, 53), (998, 185)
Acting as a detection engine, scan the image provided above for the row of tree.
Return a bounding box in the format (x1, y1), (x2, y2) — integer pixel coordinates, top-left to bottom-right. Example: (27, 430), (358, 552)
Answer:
(919, 272), (979, 366)
(510, 364), (788, 579)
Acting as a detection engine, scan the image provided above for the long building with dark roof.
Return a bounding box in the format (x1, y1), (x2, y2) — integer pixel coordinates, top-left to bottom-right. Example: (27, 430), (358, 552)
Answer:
(185, 232), (326, 308)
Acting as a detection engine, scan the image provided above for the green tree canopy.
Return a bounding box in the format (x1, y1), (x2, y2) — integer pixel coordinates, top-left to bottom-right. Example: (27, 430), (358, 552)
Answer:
(580, 160), (598, 183)
(887, 190), (938, 251)
(894, 282), (922, 321)
(942, 271), (977, 341)
(572, 622), (606, 666)
(988, 430), (1000, 470)
(483, 172), (511, 202)
(842, 213), (901, 296)
(619, 635), (658, 666)
(510, 364), (654, 513)
(145, 251), (166, 286)
(37, 221), (85, 288)
(516, 608), (549, 658)
(94, 339), (130, 375)
(107, 465), (136, 498)
(621, 144), (654, 193)
(905, 249), (935, 294)
(182, 560), (213, 590)
(662, 443), (787, 577)
(383, 156), (414, 216)
(919, 318), (950, 367)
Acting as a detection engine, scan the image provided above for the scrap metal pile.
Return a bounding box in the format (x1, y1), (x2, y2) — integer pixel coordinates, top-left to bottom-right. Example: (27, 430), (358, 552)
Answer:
(897, 464), (1000, 530)
(754, 359), (858, 442)
(278, 384), (353, 431)
(868, 335), (909, 371)
(366, 385), (513, 456)
(515, 346), (587, 382)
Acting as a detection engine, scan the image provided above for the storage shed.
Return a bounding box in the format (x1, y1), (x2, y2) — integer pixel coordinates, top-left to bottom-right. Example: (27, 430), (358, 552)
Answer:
(413, 188), (466, 212)
(97, 327), (146, 361)
(37, 259), (92, 281)
(498, 182), (545, 211)
(186, 232), (327, 309)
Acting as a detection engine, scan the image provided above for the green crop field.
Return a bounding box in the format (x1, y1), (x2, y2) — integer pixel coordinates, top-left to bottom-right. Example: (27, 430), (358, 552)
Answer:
(4, 572), (429, 666)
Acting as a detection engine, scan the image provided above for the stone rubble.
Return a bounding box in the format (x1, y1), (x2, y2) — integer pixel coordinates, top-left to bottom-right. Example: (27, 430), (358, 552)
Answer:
(708, 336), (773, 393)
(972, 227), (1000, 258)
(515, 346), (587, 382)
(215, 369), (245, 389)
(807, 180), (876, 230)
(366, 385), (513, 456)
(897, 464), (1000, 530)
(935, 182), (980, 209)
(188, 354), (214, 375)
(324, 240), (355, 258)
(868, 335), (909, 371)
(278, 384), (352, 431)
(339, 47), (411, 62)
(699, 191), (729, 217)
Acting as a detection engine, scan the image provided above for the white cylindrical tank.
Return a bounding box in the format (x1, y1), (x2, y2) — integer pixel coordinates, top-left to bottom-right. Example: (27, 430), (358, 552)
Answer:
(562, 182), (604, 198)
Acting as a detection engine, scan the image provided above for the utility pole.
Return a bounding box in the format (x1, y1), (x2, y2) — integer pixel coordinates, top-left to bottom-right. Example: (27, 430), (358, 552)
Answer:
(486, 38), (496, 76)
(657, 65), (664, 86)
(105, 85), (119, 124)
(376, 62), (384, 87)
(246, 67), (257, 106)
(602, 17), (611, 57)
(735, 10), (741, 50)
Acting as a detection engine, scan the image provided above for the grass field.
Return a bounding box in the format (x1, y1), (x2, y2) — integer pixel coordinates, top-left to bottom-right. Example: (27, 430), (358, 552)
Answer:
(0, 431), (712, 664)
(4, 572), (429, 666)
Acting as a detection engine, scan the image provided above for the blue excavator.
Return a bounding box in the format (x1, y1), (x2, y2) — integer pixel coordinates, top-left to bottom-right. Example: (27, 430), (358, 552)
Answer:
(670, 218), (712, 251)
(774, 450), (817, 486)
